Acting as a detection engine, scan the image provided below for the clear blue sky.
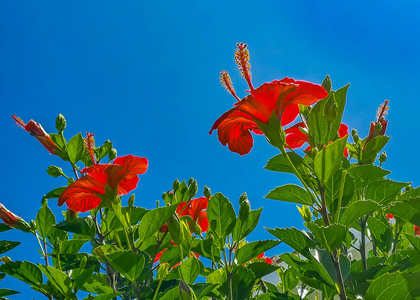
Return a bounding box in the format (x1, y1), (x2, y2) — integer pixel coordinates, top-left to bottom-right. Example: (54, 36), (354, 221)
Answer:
(1, 1), (420, 297)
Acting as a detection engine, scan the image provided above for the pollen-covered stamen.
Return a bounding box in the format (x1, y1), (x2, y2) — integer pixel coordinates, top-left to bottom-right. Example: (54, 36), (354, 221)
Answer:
(376, 99), (390, 121)
(234, 43), (254, 91)
(84, 132), (96, 165)
(11, 114), (26, 129)
(220, 71), (241, 101)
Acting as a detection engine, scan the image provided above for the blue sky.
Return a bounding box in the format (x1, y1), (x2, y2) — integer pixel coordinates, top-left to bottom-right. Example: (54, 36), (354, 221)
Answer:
(1, 1), (420, 297)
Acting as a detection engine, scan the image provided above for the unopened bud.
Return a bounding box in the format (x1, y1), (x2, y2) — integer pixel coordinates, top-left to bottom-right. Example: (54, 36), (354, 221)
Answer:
(79, 256), (87, 268)
(189, 220), (202, 235)
(379, 152), (387, 164)
(173, 179), (180, 192)
(109, 148), (117, 161)
(239, 199), (251, 221)
(374, 122), (382, 133)
(46, 165), (64, 178)
(188, 180), (198, 198)
(297, 205), (312, 223)
(239, 192), (248, 205)
(351, 129), (359, 143)
(128, 194), (135, 207)
(323, 97), (337, 123)
(188, 178), (194, 185)
(55, 240), (62, 253)
(41, 197), (48, 206)
(30, 220), (37, 231)
(203, 186), (211, 199)
(55, 114), (66, 132)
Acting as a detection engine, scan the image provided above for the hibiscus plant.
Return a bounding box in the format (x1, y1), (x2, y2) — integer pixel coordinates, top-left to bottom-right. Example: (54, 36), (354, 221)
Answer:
(1, 44), (420, 300)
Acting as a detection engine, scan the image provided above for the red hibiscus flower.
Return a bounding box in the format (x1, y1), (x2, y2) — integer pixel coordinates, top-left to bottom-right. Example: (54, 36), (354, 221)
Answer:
(12, 115), (59, 154)
(386, 214), (394, 219)
(363, 100), (389, 150)
(256, 252), (272, 264)
(210, 44), (327, 155)
(285, 122), (349, 156)
(58, 155), (148, 212)
(415, 226), (420, 236)
(0, 203), (31, 232)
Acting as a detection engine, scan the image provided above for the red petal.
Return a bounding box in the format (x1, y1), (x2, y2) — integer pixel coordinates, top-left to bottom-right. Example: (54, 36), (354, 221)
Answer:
(285, 122), (308, 149)
(113, 155), (149, 175)
(216, 114), (255, 155)
(281, 104), (300, 126)
(189, 197), (208, 219)
(250, 80), (299, 113)
(196, 211), (209, 232)
(279, 77), (328, 106)
(339, 123), (349, 138)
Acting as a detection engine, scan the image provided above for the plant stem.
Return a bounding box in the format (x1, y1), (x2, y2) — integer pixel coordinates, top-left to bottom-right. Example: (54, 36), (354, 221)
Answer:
(360, 217), (367, 271)
(222, 247), (233, 300)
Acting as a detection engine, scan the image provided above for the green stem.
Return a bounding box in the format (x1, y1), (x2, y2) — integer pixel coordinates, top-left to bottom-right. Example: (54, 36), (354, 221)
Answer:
(335, 170), (347, 223)
(152, 279), (164, 300)
(360, 217), (367, 271)
(222, 247), (233, 300)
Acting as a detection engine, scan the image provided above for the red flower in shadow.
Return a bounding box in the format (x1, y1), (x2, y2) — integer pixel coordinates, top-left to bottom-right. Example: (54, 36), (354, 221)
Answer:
(285, 122), (349, 156)
(210, 78), (327, 155)
(58, 155), (148, 212)
(12, 115), (59, 154)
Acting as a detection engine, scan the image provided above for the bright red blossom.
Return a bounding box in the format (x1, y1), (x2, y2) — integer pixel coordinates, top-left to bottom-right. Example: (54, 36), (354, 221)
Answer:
(58, 155), (148, 212)
(285, 122), (349, 156)
(415, 226), (420, 236)
(12, 115), (59, 154)
(256, 252), (272, 264)
(210, 78), (328, 155)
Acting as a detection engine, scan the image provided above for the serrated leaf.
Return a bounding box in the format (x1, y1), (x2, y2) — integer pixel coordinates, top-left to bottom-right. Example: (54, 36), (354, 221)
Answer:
(347, 165), (391, 189)
(340, 200), (381, 227)
(39, 265), (73, 296)
(314, 135), (348, 184)
(67, 132), (85, 164)
(207, 193), (236, 239)
(138, 205), (177, 243)
(36, 204), (56, 238)
(325, 169), (356, 213)
(306, 223), (347, 252)
(387, 197), (420, 227)
(235, 240), (280, 266)
(232, 208), (262, 243)
(0, 241), (20, 255)
(368, 217), (393, 253)
(266, 227), (315, 258)
(265, 184), (314, 205)
(0, 261), (43, 287)
(55, 217), (96, 237)
(106, 250), (145, 282)
(365, 271), (410, 300)
(43, 187), (67, 200)
(365, 179), (410, 205)
(180, 255), (200, 284)
(264, 152), (304, 174)
(247, 262), (278, 279)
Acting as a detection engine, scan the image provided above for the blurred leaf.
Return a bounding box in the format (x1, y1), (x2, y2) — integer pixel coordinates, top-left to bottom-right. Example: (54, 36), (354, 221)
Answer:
(106, 250), (145, 281)
(55, 217), (96, 237)
(365, 271), (409, 300)
(365, 179), (410, 205)
(232, 208), (262, 243)
(314, 135), (348, 184)
(138, 205), (177, 243)
(191, 283), (217, 300)
(247, 262), (278, 279)
(79, 273), (114, 294)
(36, 204), (56, 238)
(347, 165), (391, 189)
(90, 293), (124, 300)
(340, 200), (381, 227)
(368, 217), (393, 253)
(235, 240), (280, 266)
(180, 255), (200, 284)
(361, 136), (390, 164)
(265, 184), (314, 205)
(0, 241), (20, 255)
(0, 289), (19, 297)
(207, 193), (236, 239)
(0, 224), (11, 233)
(67, 132), (85, 164)
(388, 197), (420, 227)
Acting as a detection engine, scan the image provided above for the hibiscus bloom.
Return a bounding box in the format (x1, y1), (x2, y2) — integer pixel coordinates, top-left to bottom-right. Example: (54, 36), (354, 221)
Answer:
(210, 44), (327, 155)
(12, 114), (59, 154)
(285, 122), (349, 156)
(58, 155), (148, 212)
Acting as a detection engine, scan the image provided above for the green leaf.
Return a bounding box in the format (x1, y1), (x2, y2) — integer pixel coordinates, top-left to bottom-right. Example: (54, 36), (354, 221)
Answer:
(0, 241), (20, 255)
(388, 197), (420, 227)
(321, 74), (332, 92)
(180, 255), (200, 284)
(95, 141), (113, 162)
(266, 227), (315, 258)
(365, 271), (410, 300)
(232, 208), (262, 243)
(0, 224), (11, 233)
(340, 200), (381, 227)
(219, 266), (256, 300)
(361, 135), (390, 164)
(329, 84), (349, 141)
(235, 240), (280, 266)
(42, 187), (67, 200)
(191, 283), (217, 300)
(264, 152), (304, 174)
(91, 293), (124, 300)
(365, 179), (410, 205)
(39, 265), (73, 297)
(138, 205), (177, 243)
(325, 169), (356, 213)
(36, 204), (56, 238)
(407, 235), (420, 254)
(306, 223), (347, 252)
(347, 165), (391, 189)
(67, 132), (85, 164)
(106, 250), (145, 281)
(0, 289), (19, 297)
(55, 217), (96, 237)
(368, 217), (393, 253)
(247, 262), (278, 279)
(307, 96), (329, 145)
(265, 184), (314, 205)
(0, 261), (43, 287)
(314, 135), (348, 184)
(207, 193), (236, 239)
(79, 273), (114, 294)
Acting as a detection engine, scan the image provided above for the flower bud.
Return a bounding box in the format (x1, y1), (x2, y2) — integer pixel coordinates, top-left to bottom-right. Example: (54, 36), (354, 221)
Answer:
(157, 262), (169, 280)
(128, 194), (135, 207)
(379, 151), (387, 164)
(0, 203), (31, 232)
(239, 192), (248, 205)
(351, 129), (359, 143)
(203, 185), (211, 199)
(297, 205), (312, 223)
(323, 97), (337, 123)
(29, 220), (37, 232)
(41, 197), (48, 207)
(55, 114), (66, 132)
(46, 165), (64, 178)
(188, 180), (198, 198)
(79, 256), (87, 269)
(188, 178), (194, 185)
(239, 199), (251, 221)
(173, 179), (180, 192)
(108, 148), (117, 161)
